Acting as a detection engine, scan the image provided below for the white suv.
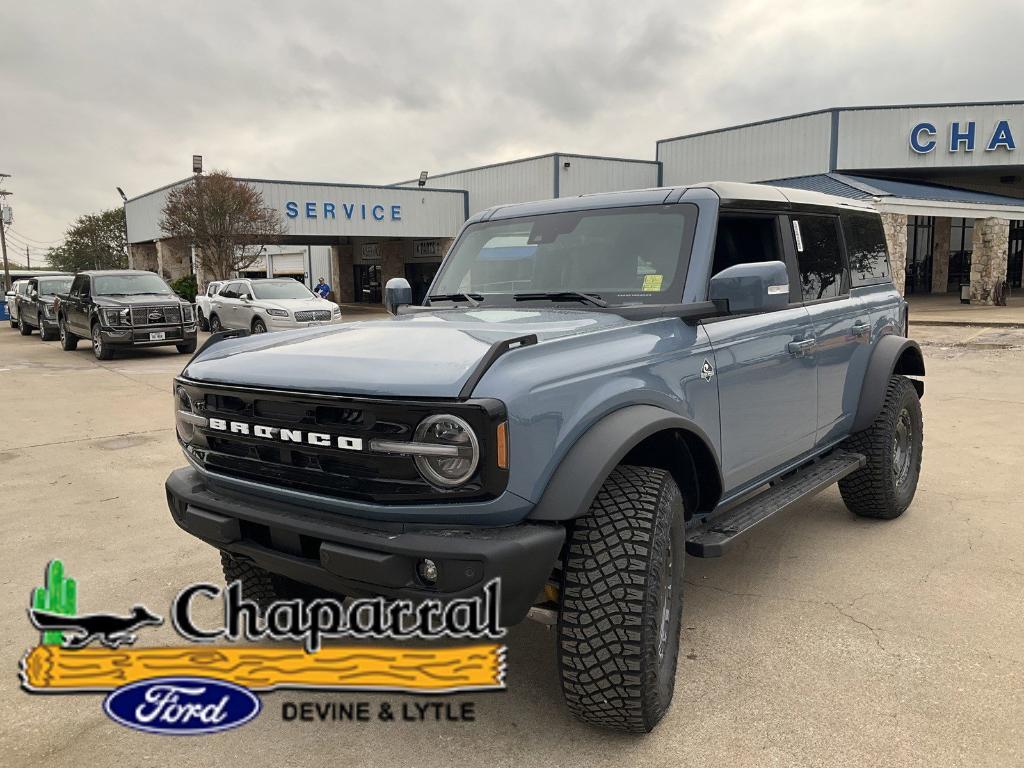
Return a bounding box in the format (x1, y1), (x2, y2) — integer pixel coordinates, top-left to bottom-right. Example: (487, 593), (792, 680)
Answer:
(207, 278), (341, 334)
(195, 280), (226, 331)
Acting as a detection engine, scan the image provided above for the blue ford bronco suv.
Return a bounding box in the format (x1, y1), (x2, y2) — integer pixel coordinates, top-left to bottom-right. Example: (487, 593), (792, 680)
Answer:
(166, 182), (924, 732)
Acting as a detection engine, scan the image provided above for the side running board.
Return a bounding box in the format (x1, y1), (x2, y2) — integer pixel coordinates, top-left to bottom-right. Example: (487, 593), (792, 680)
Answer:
(685, 450), (866, 557)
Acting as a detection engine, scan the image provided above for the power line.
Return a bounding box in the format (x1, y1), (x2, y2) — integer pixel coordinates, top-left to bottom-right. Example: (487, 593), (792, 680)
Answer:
(3, 230), (54, 253)
(5, 228), (63, 245)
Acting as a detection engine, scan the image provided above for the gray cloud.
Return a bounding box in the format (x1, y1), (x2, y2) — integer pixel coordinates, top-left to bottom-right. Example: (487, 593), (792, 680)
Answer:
(0, 0), (1021, 253)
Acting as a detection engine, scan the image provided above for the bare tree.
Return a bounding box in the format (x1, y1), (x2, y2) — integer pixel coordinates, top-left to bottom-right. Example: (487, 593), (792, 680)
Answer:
(159, 171), (287, 281)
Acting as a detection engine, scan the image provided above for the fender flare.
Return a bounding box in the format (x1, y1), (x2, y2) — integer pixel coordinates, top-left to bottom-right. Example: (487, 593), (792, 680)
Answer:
(851, 335), (925, 433)
(528, 404), (722, 522)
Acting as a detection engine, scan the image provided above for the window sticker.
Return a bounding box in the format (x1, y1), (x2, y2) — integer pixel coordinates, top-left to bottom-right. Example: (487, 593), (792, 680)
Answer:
(793, 220), (804, 252)
(642, 274), (664, 292)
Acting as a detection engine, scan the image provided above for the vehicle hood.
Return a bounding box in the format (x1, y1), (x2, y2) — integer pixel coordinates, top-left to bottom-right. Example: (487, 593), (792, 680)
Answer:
(183, 308), (630, 397)
(94, 294), (187, 307)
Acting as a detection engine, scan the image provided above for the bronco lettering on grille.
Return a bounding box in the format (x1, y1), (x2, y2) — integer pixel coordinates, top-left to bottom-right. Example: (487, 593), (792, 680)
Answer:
(207, 418), (363, 451)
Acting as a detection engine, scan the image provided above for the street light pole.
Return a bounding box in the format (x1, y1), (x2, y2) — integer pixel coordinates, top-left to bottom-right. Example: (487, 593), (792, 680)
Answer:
(117, 187), (131, 268)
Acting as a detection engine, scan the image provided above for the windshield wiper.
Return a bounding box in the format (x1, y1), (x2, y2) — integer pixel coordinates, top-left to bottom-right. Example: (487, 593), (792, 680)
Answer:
(513, 291), (608, 307)
(428, 292), (483, 307)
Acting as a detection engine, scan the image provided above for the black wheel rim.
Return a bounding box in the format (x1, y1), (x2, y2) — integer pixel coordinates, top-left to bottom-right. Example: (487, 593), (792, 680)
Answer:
(655, 546), (674, 661)
(892, 407), (913, 487)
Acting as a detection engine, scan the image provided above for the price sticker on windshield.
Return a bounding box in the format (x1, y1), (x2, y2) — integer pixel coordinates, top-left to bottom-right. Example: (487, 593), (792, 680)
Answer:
(642, 274), (664, 292)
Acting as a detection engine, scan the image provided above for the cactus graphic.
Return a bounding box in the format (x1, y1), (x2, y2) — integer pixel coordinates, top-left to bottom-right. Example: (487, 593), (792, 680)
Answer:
(32, 560), (77, 645)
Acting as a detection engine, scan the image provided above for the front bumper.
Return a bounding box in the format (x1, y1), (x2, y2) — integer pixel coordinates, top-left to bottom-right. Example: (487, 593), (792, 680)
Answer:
(165, 467), (565, 626)
(102, 324), (197, 347)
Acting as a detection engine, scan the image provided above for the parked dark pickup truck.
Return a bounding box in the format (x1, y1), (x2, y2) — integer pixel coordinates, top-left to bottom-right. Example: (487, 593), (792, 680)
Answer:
(15, 273), (73, 340)
(56, 270), (197, 359)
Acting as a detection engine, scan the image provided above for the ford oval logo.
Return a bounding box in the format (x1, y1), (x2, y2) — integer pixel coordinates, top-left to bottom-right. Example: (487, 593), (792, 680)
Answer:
(103, 676), (261, 735)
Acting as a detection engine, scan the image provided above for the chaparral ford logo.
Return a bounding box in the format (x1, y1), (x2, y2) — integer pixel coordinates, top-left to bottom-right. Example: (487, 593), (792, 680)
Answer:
(103, 677), (261, 735)
(21, 560), (506, 735)
(207, 418), (364, 451)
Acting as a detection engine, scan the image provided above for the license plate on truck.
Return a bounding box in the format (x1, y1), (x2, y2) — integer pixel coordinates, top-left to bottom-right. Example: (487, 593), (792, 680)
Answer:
(150, 331), (166, 341)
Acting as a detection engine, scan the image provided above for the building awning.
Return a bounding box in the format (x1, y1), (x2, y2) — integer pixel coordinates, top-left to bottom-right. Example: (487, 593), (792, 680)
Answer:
(767, 173), (1024, 219)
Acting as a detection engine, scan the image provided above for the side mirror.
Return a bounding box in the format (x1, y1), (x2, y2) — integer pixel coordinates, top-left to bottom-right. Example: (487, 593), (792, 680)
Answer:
(709, 260), (790, 315)
(384, 277), (412, 316)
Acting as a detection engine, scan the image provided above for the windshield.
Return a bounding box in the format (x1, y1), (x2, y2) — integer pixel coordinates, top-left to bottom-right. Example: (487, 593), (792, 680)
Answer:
(430, 204), (696, 306)
(251, 281), (314, 300)
(93, 273), (173, 296)
(37, 277), (73, 295)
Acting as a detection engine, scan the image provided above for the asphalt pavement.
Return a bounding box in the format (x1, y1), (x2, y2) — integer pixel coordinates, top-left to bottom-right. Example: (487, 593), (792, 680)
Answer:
(1, 321), (1021, 767)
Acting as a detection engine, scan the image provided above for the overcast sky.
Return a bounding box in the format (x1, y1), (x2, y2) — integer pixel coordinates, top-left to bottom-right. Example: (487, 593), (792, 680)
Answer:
(1, 0), (1020, 260)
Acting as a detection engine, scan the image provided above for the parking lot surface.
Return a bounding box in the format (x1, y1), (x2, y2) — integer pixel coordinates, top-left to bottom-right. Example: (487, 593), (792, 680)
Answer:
(1, 324), (1022, 767)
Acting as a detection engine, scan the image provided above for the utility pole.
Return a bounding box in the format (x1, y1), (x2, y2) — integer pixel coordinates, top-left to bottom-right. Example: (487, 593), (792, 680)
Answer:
(26, 245), (30, 269)
(0, 173), (12, 292)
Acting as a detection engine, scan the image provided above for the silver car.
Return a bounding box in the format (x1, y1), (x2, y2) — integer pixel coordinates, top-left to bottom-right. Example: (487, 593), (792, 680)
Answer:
(206, 278), (341, 334)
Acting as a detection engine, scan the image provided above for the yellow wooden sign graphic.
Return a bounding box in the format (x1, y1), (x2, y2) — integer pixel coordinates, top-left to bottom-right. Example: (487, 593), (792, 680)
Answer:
(21, 643), (506, 694)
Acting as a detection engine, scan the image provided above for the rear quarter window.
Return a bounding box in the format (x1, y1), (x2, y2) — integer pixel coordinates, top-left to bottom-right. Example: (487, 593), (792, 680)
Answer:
(842, 212), (891, 286)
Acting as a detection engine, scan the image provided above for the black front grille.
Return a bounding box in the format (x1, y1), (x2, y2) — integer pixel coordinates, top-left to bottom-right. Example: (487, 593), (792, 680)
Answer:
(294, 309), (332, 322)
(132, 305), (182, 325)
(178, 380), (507, 504)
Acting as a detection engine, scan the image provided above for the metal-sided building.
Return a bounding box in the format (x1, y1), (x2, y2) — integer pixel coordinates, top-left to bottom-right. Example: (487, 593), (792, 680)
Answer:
(657, 101), (1024, 303)
(124, 153), (660, 305)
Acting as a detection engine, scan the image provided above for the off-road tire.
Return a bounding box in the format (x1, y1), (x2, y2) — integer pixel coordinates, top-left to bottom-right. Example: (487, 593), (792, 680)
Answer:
(839, 375), (923, 519)
(18, 314), (31, 335)
(92, 322), (114, 360)
(252, 317), (267, 334)
(220, 551), (339, 612)
(59, 317), (78, 351)
(557, 465), (685, 733)
(177, 340), (197, 354)
(39, 315), (57, 341)
(209, 313), (223, 333)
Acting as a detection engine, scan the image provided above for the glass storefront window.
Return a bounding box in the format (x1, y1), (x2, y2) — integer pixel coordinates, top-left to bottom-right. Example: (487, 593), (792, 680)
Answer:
(947, 218), (974, 292)
(905, 216), (934, 294)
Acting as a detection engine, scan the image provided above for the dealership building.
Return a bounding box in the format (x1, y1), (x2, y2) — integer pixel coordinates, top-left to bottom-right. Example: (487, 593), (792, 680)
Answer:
(124, 154), (660, 304)
(126, 100), (1024, 305)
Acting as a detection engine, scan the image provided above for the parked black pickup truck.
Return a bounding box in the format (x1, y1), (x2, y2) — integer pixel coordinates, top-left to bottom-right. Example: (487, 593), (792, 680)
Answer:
(15, 273), (73, 340)
(56, 270), (197, 359)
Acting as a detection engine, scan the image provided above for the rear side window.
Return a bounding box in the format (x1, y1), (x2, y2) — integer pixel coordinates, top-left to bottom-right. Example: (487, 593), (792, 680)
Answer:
(792, 214), (846, 301)
(842, 212), (891, 286)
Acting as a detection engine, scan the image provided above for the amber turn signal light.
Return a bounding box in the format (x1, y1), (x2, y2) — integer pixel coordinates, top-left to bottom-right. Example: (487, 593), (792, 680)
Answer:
(496, 421), (509, 469)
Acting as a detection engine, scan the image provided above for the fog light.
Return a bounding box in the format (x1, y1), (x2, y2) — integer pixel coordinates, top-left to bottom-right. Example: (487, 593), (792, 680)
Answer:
(417, 558), (439, 585)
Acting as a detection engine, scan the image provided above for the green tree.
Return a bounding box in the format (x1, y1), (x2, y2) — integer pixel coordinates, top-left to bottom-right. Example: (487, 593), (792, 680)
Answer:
(46, 208), (127, 272)
(159, 171), (287, 281)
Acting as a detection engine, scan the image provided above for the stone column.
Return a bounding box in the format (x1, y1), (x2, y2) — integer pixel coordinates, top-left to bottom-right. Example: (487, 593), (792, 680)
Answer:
(970, 218), (1010, 305)
(381, 240), (404, 294)
(155, 239), (166, 278)
(880, 212), (908, 295)
(332, 244), (355, 303)
(931, 217), (951, 294)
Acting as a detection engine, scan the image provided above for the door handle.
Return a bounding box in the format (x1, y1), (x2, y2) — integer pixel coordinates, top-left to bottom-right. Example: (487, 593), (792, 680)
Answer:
(852, 321), (871, 338)
(787, 338), (816, 356)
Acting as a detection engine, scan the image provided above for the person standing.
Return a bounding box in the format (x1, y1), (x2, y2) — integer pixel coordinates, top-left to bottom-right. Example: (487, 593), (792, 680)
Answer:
(315, 277), (331, 300)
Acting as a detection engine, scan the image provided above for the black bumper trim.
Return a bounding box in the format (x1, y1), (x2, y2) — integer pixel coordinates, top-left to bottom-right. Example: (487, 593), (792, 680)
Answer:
(165, 467), (564, 626)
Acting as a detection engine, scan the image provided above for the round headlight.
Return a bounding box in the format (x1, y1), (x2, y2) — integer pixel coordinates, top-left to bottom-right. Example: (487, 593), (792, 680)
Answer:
(175, 386), (195, 442)
(413, 414), (479, 488)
